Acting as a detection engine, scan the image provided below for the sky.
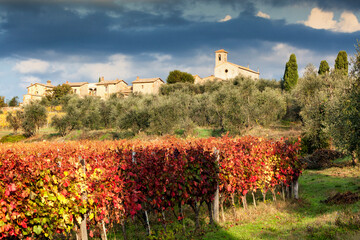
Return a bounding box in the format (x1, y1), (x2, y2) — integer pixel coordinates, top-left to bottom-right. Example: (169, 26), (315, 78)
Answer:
(1, 0), (360, 101)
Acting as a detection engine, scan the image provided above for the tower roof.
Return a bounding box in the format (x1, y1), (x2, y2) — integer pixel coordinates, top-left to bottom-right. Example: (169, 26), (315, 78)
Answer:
(215, 49), (228, 53)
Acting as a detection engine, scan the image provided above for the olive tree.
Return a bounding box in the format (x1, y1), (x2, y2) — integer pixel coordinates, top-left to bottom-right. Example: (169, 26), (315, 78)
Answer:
(326, 44), (360, 164)
(6, 110), (23, 133)
(293, 64), (330, 152)
(22, 102), (47, 136)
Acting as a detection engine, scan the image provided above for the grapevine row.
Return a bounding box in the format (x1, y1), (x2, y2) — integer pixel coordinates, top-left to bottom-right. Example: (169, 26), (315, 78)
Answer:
(0, 136), (302, 239)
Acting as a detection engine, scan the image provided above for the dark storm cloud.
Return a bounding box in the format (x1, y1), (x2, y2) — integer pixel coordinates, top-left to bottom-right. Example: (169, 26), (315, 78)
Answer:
(1, 0), (359, 11)
(0, 4), (193, 57)
(262, 0), (360, 11)
(0, 1), (357, 60)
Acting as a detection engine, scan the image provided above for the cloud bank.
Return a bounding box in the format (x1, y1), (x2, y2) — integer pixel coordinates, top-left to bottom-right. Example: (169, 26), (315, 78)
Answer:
(219, 15), (232, 22)
(304, 8), (360, 33)
(256, 11), (270, 19)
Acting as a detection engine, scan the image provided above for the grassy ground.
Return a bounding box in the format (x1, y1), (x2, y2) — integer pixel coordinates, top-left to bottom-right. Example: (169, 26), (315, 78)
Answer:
(243, 121), (302, 141)
(0, 119), (302, 143)
(101, 157), (360, 240)
(202, 157), (360, 240)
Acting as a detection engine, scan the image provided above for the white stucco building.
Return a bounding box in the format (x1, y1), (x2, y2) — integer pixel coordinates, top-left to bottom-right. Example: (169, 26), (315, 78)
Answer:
(214, 49), (259, 80)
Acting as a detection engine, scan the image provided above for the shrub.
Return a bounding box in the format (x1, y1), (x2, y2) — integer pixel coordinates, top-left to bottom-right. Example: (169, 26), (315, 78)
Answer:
(303, 149), (344, 169)
(112, 130), (135, 139)
(0, 134), (26, 143)
(166, 70), (195, 84)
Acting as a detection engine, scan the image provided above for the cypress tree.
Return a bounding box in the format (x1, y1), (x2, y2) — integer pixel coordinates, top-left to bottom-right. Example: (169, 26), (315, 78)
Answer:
(318, 60), (330, 75)
(282, 53), (299, 91)
(334, 50), (348, 76)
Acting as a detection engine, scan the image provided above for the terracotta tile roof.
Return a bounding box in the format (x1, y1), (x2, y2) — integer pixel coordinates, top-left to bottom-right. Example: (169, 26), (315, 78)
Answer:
(201, 75), (224, 81)
(27, 83), (54, 89)
(65, 82), (88, 87)
(24, 93), (47, 97)
(215, 49), (228, 53)
(132, 77), (164, 84)
(96, 79), (128, 85)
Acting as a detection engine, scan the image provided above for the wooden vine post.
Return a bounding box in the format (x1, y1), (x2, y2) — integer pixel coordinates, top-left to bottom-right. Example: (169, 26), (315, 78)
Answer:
(293, 178), (299, 199)
(100, 221), (108, 240)
(213, 148), (220, 223)
(132, 149), (151, 236)
(80, 157), (88, 240)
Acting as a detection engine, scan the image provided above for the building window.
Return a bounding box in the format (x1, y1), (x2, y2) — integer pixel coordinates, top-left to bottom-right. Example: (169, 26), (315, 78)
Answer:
(142, 85), (144, 89)
(218, 54), (221, 61)
(105, 86), (108, 92)
(74, 89), (77, 94)
(225, 69), (228, 73)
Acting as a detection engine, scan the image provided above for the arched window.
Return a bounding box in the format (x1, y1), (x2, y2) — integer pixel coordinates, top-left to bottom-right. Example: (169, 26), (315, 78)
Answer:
(218, 54), (221, 61)
(225, 69), (228, 73)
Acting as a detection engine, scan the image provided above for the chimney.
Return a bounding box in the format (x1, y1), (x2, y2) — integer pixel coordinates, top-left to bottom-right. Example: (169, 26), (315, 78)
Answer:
(66, 81), (69, 84)
(46, 80), (51, 85)
(136, 76), (139, 81)
(100, 76), (104, 82)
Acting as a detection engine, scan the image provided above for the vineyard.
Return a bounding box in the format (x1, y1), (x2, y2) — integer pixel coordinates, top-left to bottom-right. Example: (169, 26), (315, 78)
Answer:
(0, 136), (302, 239)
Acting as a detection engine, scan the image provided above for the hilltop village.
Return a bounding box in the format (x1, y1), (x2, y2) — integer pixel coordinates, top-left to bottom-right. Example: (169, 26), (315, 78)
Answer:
(23, 50), (260, 104)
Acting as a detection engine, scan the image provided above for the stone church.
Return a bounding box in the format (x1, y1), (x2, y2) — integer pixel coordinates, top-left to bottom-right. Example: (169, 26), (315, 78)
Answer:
(214, 49), (259, 80)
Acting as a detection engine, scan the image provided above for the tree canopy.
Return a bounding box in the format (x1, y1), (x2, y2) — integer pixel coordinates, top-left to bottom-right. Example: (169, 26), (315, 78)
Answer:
(318, 60), (330, 75)
(0, 96), (7, 108)
(22, 102), (47, 136)
(282, 54), (299, 91)
(326, 46), (360, 165)
(47, 84), (73, 101)
(334, 50), (348, 76)
(166, 70), (195, 84)
(6, 111), (23, 133)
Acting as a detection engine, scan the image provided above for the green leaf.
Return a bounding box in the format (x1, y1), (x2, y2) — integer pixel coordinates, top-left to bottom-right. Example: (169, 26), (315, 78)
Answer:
(48, 195), (57, 202)
(80, 207), (87, 214)
(33, 225), (43, 235)
(57, 194), (68, 204)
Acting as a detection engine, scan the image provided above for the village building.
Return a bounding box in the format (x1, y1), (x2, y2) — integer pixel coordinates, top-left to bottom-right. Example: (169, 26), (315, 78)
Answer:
(132, 77), (164, 95)
(193, 75), (202, 84)
(95, 77), (129, 99)
(22, 50), (260, 104)
(214, 49), (259, 80)
(197, 75), (225, 84)
(119, 86), (133, 97)
(23, 80), (54, 105)
(65, 81), (89, 97)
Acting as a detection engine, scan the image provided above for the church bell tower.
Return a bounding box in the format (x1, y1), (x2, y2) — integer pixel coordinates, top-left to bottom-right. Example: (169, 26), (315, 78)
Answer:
(215, 49), (228, 67)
